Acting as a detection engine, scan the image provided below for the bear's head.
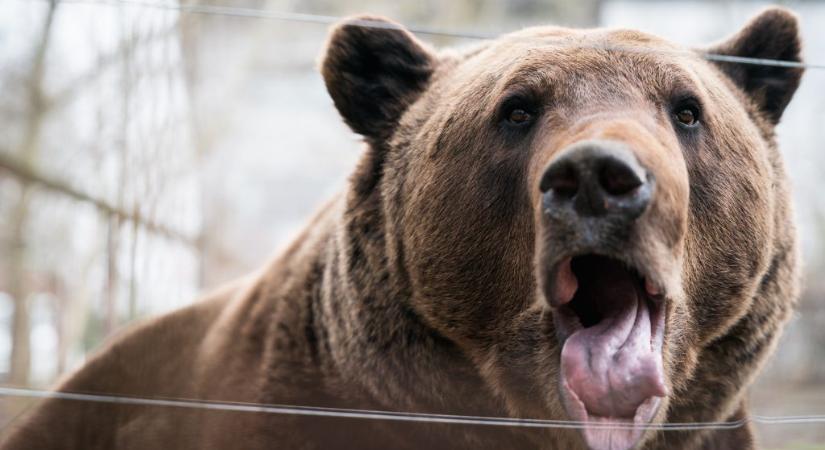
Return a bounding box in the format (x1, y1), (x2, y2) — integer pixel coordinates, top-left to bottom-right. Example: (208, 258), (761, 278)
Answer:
(320, 7), (803, 450)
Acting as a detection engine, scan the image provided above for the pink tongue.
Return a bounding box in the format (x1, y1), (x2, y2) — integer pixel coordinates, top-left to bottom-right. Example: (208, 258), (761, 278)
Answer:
(560, 282), (667, 419)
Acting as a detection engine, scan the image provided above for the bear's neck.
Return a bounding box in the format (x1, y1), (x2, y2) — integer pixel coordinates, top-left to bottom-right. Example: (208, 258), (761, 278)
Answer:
(265, 192), (503, 417)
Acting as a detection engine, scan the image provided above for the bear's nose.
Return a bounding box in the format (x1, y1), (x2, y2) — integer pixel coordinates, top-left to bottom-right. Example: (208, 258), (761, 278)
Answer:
(539, 142), (653, 221)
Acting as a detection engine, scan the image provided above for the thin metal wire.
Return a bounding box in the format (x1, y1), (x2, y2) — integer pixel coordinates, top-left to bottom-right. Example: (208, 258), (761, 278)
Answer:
(1, 386), (824, 431)
(50, 0), (825, 70)
(55, 0), (494, 39)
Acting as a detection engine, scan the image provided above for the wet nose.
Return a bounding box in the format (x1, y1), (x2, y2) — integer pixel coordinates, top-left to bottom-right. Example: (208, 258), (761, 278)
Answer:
(539, 142), (653, 222)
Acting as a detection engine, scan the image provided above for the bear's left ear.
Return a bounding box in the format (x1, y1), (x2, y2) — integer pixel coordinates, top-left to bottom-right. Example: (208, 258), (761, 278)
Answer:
(321, 16), (436, 142)
(707, 7), (804, 124)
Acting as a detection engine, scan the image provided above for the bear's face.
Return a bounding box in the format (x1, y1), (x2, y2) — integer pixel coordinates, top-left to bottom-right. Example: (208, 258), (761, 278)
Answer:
(322, 9), (802, 450)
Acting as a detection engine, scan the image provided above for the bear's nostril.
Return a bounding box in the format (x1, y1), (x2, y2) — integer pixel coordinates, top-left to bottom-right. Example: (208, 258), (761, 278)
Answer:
(540, 162), (579, 198)
(599, 158), (644, 196)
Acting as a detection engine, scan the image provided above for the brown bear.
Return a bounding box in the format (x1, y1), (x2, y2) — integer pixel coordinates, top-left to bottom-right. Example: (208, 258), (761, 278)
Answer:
(0, 7), (804, 450)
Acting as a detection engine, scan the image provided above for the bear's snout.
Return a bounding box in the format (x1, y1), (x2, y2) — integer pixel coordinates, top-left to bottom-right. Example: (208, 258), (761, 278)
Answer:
(539, 140), (654, 235)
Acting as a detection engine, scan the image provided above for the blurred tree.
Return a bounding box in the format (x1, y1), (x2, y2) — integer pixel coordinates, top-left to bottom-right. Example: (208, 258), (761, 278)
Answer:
(7, 0), (57, 387)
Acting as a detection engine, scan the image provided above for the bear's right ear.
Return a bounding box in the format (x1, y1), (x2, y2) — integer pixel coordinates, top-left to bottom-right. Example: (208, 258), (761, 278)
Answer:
(321, 16), (436, 142)
(707, 7), (804, 124)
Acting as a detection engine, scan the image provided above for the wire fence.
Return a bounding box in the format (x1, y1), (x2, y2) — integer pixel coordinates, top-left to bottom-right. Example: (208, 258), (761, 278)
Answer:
(2, 0), (825, 437)
(56, 0), (825, 70)
(2, 386), (825, 431)
(0, 0), (201, 388)
(0, 152), (197, 246)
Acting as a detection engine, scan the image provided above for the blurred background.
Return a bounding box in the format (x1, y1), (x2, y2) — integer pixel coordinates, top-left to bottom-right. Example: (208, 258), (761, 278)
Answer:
(0, 0), (823, 448)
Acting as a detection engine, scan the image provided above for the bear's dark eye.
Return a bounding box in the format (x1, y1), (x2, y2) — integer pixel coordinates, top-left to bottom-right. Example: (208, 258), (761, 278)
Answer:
(676, 109), (696, 126)
(498, 93), (539, 130)
(508, 108), (533, 125)
(672, 100), (701, 128)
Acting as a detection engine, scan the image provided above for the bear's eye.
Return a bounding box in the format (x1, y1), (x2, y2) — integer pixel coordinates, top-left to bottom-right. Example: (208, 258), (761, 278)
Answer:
(672, 101), (701, 128)
(508, 108), (533, 125)
(676, 109), (696, 125)
(498, 94), (539, 131)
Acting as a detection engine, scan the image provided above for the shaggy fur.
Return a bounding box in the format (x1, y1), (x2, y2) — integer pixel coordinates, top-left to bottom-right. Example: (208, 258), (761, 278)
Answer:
(0, 7), (803, 450)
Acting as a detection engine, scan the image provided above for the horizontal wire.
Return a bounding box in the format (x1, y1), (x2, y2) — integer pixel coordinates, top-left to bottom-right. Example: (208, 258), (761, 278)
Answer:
(50, 0), (825, 70)
(2, 386), (825, 431)
(55, 0), (494, 39)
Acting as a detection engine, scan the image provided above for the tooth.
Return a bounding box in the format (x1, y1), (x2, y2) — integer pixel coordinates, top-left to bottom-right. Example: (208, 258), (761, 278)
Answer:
(645, 278), (660, 297)
(554, 257), (577, 306)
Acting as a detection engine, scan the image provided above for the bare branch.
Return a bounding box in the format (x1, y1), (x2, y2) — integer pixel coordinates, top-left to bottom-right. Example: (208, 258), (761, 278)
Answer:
(0, 152), (198, 247)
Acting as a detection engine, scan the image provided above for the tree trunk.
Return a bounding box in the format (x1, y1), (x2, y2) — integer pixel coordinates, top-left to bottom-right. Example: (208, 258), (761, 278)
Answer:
(8, 187), (32, 386)
(8, 0), (58, 386)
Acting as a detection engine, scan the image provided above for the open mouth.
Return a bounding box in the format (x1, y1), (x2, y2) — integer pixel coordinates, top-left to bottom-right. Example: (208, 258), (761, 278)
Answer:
(549, 254), (668, 450)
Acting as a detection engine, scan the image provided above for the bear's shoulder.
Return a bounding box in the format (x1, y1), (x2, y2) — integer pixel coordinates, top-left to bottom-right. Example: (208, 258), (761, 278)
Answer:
(0, 277), (266, 450)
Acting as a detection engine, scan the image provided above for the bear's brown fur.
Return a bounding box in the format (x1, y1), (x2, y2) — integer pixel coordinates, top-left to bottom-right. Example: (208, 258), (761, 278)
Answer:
(0, 7), (804, 450)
